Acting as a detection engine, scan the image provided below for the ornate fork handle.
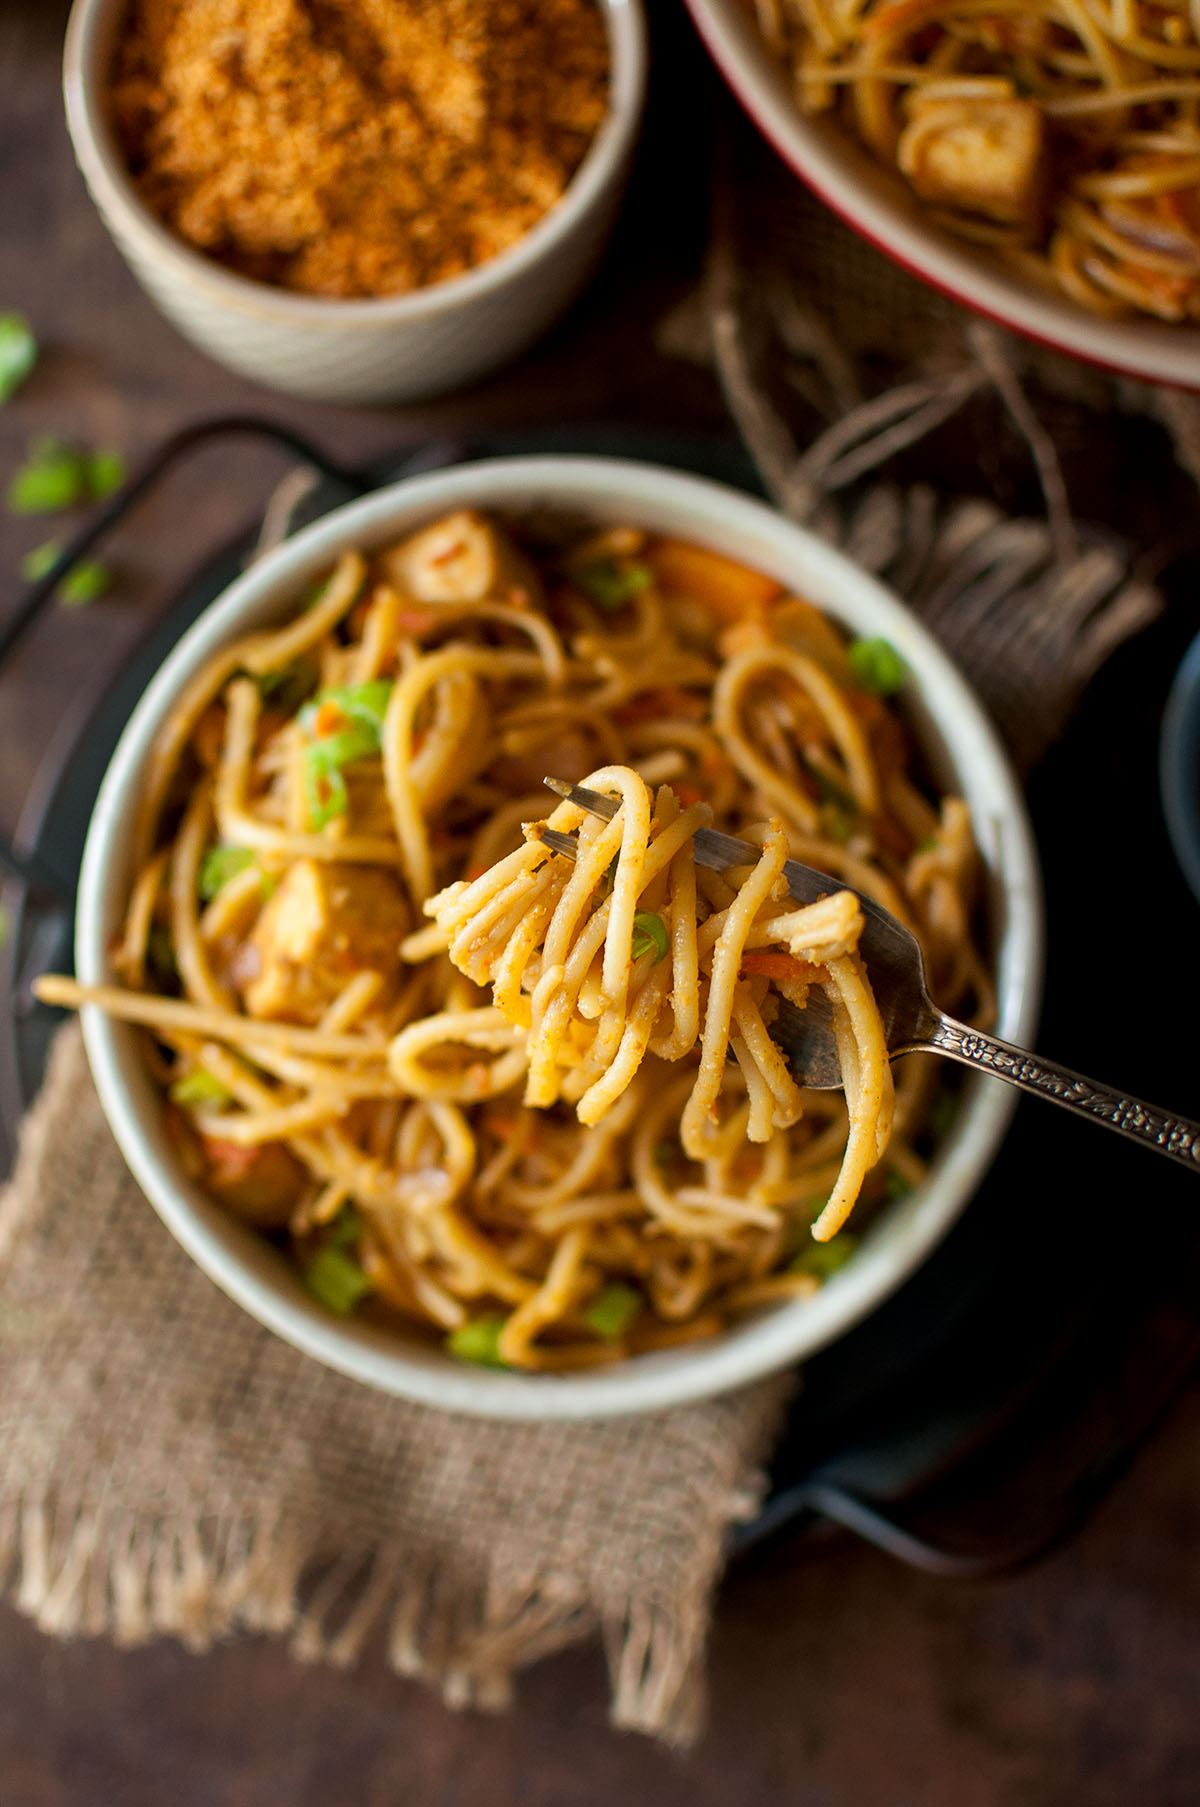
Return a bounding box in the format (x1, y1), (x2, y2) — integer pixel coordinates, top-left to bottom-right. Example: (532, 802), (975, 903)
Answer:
(927, 1015), (1200, 1172)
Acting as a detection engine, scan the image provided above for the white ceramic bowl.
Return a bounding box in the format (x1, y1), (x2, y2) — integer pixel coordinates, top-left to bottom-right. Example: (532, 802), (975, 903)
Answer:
(62, 0), (647, 405)
(685, 0), (1200, 390)
(76, 455), (1043, 1420)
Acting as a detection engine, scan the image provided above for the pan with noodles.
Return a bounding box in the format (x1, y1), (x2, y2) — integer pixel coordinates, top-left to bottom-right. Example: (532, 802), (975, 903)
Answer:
(65, 459), (1040, 1416)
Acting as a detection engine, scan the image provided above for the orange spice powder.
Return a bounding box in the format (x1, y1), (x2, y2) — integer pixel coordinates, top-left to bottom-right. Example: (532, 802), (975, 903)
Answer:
(109, 0), (610, 299)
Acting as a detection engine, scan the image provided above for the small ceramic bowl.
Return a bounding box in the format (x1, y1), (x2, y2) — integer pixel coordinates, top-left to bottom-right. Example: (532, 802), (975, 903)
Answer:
(1161, 628), (1200, 906)
(63, 0), (647, 405)
(684, 0), (1200, 390)
(75, 455), (1044, 1420)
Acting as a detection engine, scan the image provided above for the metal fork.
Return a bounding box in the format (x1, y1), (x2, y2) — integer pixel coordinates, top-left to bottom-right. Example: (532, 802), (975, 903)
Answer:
(540, 778), (1200, 1174)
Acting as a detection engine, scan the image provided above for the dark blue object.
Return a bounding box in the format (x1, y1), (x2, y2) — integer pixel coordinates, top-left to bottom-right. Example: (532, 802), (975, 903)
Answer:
(1161, 627), (1200, 906)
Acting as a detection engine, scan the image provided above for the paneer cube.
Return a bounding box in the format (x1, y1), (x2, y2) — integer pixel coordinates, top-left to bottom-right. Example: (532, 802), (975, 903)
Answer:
(199, 1136), (307, 1228)
(240, 859), (408, 1023)
(898, 97), (1044, 229)
(380, 510), (540, 606)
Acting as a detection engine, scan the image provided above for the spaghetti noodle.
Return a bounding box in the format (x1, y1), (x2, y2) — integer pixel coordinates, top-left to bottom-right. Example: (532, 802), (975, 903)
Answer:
(755, 0), (1200, 321)
(426, 769), (892, 1241)
(40, 508), (989, 1370)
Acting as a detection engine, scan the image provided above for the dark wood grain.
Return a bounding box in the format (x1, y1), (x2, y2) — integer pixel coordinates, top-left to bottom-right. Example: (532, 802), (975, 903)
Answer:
(3, 5), (1200, 1804)
(3, 1380), (1200, 1807)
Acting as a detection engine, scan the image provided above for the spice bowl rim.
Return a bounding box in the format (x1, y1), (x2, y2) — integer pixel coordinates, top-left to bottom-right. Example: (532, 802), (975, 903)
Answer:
(73, 454), (1044, 1421)
(62, 0), (648, 329)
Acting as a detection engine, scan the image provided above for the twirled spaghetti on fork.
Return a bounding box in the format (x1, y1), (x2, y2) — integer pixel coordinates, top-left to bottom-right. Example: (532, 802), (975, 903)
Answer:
(40, 508), (990, 1370)
(425, 767), (893, 1243)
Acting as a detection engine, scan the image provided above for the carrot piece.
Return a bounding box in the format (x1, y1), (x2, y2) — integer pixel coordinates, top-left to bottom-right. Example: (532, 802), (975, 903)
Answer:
(314, 700), (345, 737)
(1121, 263), (1191, 312)
(647, 539), (783, 621)
(740, 950), (819, 985)
(673, 783), (703, 807)
(395, 605), (439, 634)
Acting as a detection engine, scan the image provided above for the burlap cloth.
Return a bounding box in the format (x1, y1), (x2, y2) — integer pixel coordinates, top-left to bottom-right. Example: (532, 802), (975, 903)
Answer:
(1, 127), (1195, 1745)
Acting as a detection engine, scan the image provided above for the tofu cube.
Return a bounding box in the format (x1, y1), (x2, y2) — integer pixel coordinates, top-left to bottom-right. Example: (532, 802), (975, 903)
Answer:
(898, 97), (1044, 229)
(241, 859), (408, 1023)
(380, 510), (541, 606)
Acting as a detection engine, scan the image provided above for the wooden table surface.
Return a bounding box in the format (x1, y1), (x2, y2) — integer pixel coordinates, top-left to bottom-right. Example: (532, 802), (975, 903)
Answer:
(3, 5), (1200, 1804)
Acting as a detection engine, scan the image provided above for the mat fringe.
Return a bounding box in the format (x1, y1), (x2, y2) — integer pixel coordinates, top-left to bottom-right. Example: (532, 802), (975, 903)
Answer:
(0, 1487), (718, 1741)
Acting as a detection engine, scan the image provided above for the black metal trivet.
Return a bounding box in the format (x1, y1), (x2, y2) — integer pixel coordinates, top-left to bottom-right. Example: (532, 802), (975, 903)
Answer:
(3, 419), (1198, 1575)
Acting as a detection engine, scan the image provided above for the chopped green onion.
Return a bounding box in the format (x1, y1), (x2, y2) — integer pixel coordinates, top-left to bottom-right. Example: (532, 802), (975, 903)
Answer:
(21, 540), (110, 604)
(583, 1281), (642, 1340)
(169, 1069), (233, 1108)
(574, 557), (653, 611)
(790, 1232), (858, 1280)
(0, 902), (10, 951)
(848, 636), (908, 696)
(446, 1312), (509, 1368)
(197, 844), (257, 902)
(87, 448), (126, 500)
(58, 558), (111, 606)
(885, 1170), (913, 1200)
(304, 744), (351, 829)
(327, 1205), (363, 1250)
(0, 313), (37, 403)
(7, 437), (88, 514)
(653, 1138), (677, 1166)
(309, 721), (379, 768)
(917, 836), (939, 854)
(299, 680), (393, 740)
(299, 683), (394, 830)
(630, 911), (668, 963)
(20, 540), (61, 581)
(823, 807), (853, 844)
(303, 1246), (373, 1316)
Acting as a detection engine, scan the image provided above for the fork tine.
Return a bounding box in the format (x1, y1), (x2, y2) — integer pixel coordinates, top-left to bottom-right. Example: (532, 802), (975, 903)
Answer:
(543, 777), (619, 820)
(532, 792), (847, 1086)
(535, 827), (580, 859)
(537, 773), (933, 1066)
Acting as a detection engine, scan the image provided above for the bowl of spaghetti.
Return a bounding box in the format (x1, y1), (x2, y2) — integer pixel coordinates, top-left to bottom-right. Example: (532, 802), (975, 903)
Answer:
(685, 0), (1200, 388)
(56, 457), (1042, 1419)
